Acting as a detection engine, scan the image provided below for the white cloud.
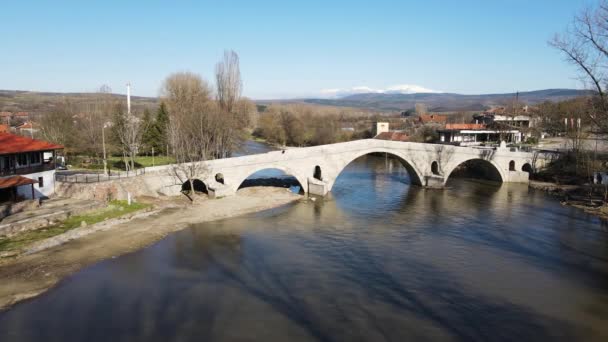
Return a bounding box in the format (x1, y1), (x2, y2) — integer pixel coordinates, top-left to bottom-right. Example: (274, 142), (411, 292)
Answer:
(319, 84), (441, 98)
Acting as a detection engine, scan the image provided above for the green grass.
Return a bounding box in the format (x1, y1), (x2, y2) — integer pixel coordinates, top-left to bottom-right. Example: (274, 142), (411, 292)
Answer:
(107, 156), (176, 168)
(72, 155), (176, 171)
(0, 200), (151, 254)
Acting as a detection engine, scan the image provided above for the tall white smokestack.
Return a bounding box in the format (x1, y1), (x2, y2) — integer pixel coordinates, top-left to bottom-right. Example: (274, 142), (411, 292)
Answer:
(126, 82), (131, 115)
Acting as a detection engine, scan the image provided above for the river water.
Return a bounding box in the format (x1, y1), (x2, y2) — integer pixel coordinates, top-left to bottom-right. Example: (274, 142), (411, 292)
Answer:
(1, 143), (608, 341)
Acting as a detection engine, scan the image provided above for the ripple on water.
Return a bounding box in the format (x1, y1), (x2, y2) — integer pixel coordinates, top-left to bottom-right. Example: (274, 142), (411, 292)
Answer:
(0, 155), (607, 341)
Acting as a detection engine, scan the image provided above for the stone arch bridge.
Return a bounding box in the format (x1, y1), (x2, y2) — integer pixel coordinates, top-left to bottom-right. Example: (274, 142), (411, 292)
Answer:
(138, 139), (552, 198)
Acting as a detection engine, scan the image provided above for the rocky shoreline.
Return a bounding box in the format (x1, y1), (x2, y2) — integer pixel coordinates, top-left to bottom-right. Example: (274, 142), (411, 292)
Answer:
(529, 181), (608, 220)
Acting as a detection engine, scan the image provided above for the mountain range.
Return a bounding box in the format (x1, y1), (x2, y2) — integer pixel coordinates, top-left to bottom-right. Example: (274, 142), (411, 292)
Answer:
(300, 89), (593, 112)
(0, 88), (594, 114)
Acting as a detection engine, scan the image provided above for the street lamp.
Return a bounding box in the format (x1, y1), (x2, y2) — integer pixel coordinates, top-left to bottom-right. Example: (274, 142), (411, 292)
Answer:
(102, 122), (111, 175)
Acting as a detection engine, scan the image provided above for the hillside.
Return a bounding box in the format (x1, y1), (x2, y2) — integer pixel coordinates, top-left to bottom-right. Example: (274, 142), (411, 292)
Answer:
(1, 88), (594, 115)
(302, 89), (594, 112)
(0, 90), (159, 113)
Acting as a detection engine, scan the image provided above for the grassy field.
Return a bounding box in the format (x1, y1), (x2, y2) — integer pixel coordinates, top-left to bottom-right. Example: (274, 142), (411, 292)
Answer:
(71, 155), (176, 170)
(106, 156), (175, 168)
(0, 200), (151, 253)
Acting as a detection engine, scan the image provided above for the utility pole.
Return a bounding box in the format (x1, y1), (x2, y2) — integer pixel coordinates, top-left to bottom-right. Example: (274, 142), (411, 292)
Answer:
(127, 82), (131, 115)
(102, 123), (108, 175)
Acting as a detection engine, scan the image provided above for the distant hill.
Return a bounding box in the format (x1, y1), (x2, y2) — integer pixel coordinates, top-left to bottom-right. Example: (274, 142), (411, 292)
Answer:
(0, 88), (594, 115)
(0, 90), (158, 114)
(301, 89), (594, 112)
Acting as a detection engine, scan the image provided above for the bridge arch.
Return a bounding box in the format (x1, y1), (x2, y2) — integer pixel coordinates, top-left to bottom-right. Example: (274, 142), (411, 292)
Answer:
(232, 165), (307, 193)
(181, 179), (208, 194)
(444, 157), (505, 184)
(327, 149), (424, 190)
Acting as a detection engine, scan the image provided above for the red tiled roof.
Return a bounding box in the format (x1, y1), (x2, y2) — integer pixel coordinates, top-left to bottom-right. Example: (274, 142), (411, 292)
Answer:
(484, 107), (505, 114)
(418, 114), (447, 124)
(375, 131), (409, 142)
(0, 124), (8, 133)
(445, 123), (486, 130)
(0, 133), (63, 155)
(14, 112), (29, 117)
(0, 175), (37, 189)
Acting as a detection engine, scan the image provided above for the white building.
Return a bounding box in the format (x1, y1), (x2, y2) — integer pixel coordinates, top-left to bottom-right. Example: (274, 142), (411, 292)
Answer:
(0, 133), (63, 202)
(438, 124), (523, 146)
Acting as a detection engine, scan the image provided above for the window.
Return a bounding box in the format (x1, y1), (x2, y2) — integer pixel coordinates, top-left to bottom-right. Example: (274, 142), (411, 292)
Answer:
(16, 154), (28, 167)
(313, 166), (322, 181)
(38, 177), (44, 188)
(509, 160), (515, 171)
(431, 161), (440, 175)
(30, 152), (41, 165)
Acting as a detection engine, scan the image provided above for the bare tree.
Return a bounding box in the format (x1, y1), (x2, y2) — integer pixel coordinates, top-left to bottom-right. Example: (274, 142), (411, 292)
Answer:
(161, 72), (215, 198)
(415, 103), (428, 115)
(215, 50), (242, 114)
(113, 107), (145, 171)
(550, 1), (608, 134)
(38, 100), (77, 154)
(76, 85), (116, 157)
(234, 98), (258, 130)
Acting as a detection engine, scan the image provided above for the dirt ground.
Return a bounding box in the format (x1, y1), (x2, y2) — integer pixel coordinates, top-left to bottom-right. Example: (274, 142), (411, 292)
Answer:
(0, 187), (302, 311)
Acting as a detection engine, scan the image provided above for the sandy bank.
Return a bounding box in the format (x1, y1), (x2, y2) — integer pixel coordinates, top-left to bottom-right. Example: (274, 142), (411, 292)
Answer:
(0, 187), (302, 311)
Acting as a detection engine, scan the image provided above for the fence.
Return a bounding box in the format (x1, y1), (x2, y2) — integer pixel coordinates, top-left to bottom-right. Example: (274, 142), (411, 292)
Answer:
(55, 168), (146, 183)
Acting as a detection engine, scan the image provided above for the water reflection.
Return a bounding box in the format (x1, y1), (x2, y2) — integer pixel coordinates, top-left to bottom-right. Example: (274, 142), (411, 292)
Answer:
(1, 156), (607, 341)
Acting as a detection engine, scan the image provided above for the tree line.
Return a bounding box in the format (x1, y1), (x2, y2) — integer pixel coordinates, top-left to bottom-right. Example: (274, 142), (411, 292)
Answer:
(36, 50), (257, 176)
(253, 104), (373, 147)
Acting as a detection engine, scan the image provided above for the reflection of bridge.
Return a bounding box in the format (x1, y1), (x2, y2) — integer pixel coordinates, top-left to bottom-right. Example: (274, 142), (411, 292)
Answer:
(141, 139), (552, 197)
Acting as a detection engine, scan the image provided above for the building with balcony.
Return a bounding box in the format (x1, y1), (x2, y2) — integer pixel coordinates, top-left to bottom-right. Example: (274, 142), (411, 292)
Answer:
(0, 133), (63, 202)
(438, 123), (523, 146)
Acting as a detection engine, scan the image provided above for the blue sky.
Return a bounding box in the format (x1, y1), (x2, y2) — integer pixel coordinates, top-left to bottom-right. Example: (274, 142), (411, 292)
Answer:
(0, 0), (594, 99)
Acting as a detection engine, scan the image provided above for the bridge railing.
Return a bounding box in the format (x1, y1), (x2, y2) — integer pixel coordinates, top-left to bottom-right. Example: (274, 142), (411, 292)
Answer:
(55, 168), (146, 183)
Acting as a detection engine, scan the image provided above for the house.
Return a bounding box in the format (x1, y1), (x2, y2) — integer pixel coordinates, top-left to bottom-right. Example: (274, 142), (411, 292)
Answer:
(15, 121), (39, 137)
(0, 111), (30, 125)
(375, 131), (409, 142)
(13, 112), (30, 121)
(474, 113), (534, 128)
(438, 123), (522, 146)
(0, 133), (63, 202)
(417, 114), (447, 125)
(373, 122), (390, 136)
(373, 122), (409, 141)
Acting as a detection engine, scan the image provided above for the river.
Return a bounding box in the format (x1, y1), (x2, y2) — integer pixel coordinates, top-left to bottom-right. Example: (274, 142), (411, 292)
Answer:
(1, 142), (607, 341)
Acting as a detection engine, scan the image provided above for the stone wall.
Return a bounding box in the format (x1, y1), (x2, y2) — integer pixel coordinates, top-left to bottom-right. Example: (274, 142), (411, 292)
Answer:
(0, 201), (101, 237)
(54, 172), (182, 201)
(0, 199), (40, 221)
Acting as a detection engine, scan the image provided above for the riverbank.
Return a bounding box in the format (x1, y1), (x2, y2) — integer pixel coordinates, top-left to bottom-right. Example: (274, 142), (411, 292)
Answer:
(0, 187), (302, 311)
(529, 180), (608, 219)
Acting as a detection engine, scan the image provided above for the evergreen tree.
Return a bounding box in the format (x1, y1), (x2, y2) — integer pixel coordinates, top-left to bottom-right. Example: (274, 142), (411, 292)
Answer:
(141, 108), (157, 154)
(154, 102), (170, 155)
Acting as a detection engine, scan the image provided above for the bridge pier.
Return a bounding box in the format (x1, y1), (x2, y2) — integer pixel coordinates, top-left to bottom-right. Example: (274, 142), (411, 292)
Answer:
(424, 175), (445, 189)
(207, 182), (234, 199)
(308, 177), (328, 196)
(506, 171), (530, 183)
